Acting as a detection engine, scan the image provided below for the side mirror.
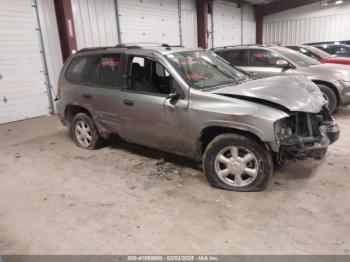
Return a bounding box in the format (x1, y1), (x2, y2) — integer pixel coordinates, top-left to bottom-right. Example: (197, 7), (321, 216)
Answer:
(166, 92), (180, 100)
(275, 59), (289, 68)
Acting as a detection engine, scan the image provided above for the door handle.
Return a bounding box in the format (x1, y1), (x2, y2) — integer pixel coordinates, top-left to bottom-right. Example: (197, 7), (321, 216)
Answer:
(123, 99), (134, 106)
(82, 94), (92, 99)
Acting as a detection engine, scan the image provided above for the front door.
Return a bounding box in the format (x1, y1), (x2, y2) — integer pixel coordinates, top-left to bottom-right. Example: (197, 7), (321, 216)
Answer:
(241, 49), (286, 79)
(119, 56), (190, 154)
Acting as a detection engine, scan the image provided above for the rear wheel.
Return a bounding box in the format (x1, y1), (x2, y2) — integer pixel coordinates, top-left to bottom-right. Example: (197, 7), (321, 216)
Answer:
(203, 134), (273, 192)
(71, 113), (101, 150)
(317, 84), (337, 114)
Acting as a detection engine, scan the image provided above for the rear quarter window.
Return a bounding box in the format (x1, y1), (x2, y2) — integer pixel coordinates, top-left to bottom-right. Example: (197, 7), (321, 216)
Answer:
(65, 56), (89, 84)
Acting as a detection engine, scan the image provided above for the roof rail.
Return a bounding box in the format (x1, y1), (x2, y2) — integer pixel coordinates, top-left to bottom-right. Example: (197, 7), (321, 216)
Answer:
(77, 46), (114, 53)
(211, 43), (284, 50)
(77, 42), (186, 53)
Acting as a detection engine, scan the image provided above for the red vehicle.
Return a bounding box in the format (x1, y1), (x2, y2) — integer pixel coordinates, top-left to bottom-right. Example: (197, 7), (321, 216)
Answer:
(286, 45), (350, 65)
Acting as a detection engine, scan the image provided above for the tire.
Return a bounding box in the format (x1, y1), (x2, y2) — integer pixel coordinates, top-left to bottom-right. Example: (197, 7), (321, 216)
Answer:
(203, 133), (273, 192)
(71, 113), (101, 150)
(317, 84), (337, 114)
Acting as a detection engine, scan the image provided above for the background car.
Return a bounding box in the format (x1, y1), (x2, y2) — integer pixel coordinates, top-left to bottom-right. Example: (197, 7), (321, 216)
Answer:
(306, 44), (350, 57)
(213, 45), (350, 113)
(305, 40), (350, 46)
(286, 45), (350, 65)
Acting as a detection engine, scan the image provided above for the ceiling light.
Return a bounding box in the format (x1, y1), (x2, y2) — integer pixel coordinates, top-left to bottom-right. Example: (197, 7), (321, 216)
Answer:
(335, 0), (343, 4)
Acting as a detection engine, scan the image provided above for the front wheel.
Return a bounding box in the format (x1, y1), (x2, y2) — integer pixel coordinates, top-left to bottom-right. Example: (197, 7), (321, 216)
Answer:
(317, 84), (337, 114)
(203, 134), (273, 192)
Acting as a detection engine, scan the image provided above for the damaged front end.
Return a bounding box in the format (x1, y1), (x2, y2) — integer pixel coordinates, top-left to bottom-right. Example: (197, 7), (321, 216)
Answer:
(274, 106), (339, 165)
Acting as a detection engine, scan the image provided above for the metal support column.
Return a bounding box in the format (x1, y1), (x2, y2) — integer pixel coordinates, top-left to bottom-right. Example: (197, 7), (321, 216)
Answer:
(32, 0), (55, 114)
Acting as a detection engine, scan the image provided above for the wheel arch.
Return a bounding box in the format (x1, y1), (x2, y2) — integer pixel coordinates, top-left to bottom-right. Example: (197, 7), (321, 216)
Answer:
(64, 104), (92, 121)
(199, 126), (267, 154)
(312, 80), (340, 106)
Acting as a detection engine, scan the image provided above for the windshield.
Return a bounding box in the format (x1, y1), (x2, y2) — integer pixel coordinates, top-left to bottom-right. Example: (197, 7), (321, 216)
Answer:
(276, 48), (321, 66)
(166, 50), (249, 90)
(304, 46), (332, 59)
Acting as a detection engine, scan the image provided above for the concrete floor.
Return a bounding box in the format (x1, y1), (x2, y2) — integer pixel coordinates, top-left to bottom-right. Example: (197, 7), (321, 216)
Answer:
(0, 108), (349, 255)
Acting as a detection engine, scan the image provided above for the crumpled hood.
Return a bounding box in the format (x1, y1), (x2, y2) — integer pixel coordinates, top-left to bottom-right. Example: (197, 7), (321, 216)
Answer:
(211, 76), (326, 113)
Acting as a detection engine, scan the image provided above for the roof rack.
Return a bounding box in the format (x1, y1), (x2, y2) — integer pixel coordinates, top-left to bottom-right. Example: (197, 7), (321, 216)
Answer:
(211, 43), (283, 50)
(77, 42), (185, 53)
(77, 46), (115, 53)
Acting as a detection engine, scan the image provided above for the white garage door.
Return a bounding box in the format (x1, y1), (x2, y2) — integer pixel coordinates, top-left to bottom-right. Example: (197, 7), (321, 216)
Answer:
(212, 0), (241, 48)
(0, 0), (50, 124)
(72, 0), (119, 49)
(118, 0), (181, 45)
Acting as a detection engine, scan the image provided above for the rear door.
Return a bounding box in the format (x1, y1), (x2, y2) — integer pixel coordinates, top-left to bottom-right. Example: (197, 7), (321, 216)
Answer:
(83, 53), (125, 133)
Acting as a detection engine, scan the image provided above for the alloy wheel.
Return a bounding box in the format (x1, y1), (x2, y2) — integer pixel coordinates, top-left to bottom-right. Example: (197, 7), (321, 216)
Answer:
(214, 145), (259, 188)
(74, 120), (92, 147)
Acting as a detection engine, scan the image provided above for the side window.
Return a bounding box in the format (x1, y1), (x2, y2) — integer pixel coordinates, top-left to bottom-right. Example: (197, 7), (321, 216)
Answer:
(81, 55), (100, 85)
(299, 48), (319, 60)
(66, 56), (88, 84)
(98, 54), (121, 86)
(248, 49), (282, 67)
(218, 50), (247, 66)
(127, 56), (176, 95)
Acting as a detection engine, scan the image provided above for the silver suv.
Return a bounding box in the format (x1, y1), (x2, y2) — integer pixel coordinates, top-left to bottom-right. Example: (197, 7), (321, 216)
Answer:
(213, 45), (350, 113)
(56, 44), (339, 192)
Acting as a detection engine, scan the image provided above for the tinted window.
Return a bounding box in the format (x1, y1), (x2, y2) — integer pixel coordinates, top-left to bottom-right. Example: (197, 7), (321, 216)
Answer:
(216, 50), (247, 66)
(99, 54), (121, 86)
(276, 48), (320, 66)
(66, 56), (88, 83)
(248, 49), (282, 67)
(81, 55), (100, 84)
(299, 47), (320, 60)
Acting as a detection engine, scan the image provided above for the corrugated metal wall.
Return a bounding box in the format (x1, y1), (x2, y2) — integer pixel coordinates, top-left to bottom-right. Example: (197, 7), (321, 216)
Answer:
(263, 2), (350, 45)
(72, 0), (119, 49)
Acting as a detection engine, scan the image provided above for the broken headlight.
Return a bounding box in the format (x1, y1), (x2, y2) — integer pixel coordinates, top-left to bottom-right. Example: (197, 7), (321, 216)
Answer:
(274, 117), (293, 142)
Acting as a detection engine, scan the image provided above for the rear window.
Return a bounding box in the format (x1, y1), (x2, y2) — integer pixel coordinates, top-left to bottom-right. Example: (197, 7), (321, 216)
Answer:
(65, 56), (88, 84)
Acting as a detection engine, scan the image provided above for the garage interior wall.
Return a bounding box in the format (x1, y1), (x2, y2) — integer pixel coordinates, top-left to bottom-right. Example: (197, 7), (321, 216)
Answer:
(37, 0), (63, 104)
(72, 0), (119, 49)
(0, 0), (52, 124)
(209, 1), (256, 48)
(72, 0), (197, 49)
(180, 0), (198, 47)
(242, 4), (256, 44)
(211, 0), (241, 48)
(118, 0), (181, 45)
(263, 1), (350, 45)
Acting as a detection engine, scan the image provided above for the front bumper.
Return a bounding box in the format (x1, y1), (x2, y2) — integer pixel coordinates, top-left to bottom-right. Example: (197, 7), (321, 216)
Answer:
(340, 81), (350, 106)
(280, 123), (339, 161)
